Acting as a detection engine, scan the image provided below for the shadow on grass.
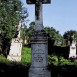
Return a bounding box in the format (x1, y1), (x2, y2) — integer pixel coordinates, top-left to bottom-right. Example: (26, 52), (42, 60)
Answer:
(1, 62), (77, 77)
(48, 46), (70, 59)
(49, 64), (77, 77)
(0, 62), (30, 76)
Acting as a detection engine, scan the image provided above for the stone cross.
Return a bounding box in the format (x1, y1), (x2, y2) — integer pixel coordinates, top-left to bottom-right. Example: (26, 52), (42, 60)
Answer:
(17, 21), (21, 38)
(26, 0), (51, 77)
(7, 22), (23, 62)
(26, 0), (51, 30)
(71, 34), (76, 43)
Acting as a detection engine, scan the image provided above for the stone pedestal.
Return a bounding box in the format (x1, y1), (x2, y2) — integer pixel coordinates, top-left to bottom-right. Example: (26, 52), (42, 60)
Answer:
(69, 43), (76, 58)
(27, 0), (51, 77)
(7, 38), (23, 61)
(29, 31), (51, 77)
(29, 68), (51, 77)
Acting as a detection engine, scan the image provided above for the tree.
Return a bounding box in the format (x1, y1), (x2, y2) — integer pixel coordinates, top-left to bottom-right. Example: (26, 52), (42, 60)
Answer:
(20, 23), (27, 44)
(25, 22), (35, 43)
(44, 27), (64, 45)
(24, 23), (64, 45)
(0, 0), (28, 56)
(63, 30), (77, 45)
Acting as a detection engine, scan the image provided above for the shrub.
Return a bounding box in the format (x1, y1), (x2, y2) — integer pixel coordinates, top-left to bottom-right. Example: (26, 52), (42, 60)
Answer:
(59, 56), (74, 65)
(48, 55), (58, 66)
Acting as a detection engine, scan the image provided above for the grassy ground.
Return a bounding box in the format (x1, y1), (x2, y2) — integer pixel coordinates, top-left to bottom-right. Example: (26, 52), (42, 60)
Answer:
(21, 47), (31, 64)
(0, 47), (31, 65)
(0, 46), (77, 77)
(0, 46), (31, 74)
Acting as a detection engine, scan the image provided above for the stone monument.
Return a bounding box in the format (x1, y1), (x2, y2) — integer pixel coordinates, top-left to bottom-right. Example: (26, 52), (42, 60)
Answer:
(7, 22), (23, 61)
(69, 35), (76, 58)
(26, 0), (51, 77)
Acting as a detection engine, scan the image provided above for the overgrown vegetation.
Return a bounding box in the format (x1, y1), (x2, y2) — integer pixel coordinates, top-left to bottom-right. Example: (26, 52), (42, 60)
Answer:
(0, 0), (28, 56)
(21, 47), (31, 65)
(1, 46), (77, 76)
(48, 55), (77, 66)
(0, 46), (77, 66)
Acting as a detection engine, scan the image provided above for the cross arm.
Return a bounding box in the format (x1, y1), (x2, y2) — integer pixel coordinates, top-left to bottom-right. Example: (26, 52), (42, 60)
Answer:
(26, 0), (51, 4)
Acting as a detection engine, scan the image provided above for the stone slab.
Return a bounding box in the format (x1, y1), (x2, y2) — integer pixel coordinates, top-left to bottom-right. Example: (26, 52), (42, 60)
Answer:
(69, 43), (76, 58)
(7, 38), (23, 61)
(29, 67), (51, 77)
(31, 43), (48, 67)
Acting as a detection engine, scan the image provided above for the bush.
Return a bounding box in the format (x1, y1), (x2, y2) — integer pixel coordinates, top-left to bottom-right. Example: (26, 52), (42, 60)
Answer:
(48, 55), (77, 66)
(48, 55), (58, 66)
(59, 56), (74, 65)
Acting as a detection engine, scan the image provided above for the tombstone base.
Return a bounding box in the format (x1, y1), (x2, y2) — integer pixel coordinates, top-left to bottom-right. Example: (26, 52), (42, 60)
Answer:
(69, 43), (76, 58)
(29, 30), (51, 77)
(7, 55), (21, 62)
(7, 38), (23, 62)
(29, 67), (51, 77)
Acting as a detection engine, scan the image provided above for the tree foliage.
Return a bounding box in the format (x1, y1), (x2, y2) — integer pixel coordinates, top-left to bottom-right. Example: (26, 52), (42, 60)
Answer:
(23, 21), (64, 45)
(0, 0), (27, 56)
(63, 30), (77, 45)
(44, 27), (64, 45)
(20, 23), (27, 44)
(25, 22), (35, 43)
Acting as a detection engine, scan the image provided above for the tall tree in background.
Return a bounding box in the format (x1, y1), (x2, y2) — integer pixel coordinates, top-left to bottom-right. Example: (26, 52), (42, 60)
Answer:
(25, 22), (35, 43)
(63, 30), (77, 45)
(0, 0), (28, 56)
(20, 23), (27, 44)
(24, 22), (64, 45)
(44, 27), (64, 45)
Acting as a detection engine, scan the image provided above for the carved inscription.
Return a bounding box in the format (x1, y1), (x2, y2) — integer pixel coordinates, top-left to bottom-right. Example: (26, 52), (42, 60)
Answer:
(32, 44), (46, 53)
(71, 47), (76, 49)
(37, 74), (48, 77)
(33, 53), (44, 63)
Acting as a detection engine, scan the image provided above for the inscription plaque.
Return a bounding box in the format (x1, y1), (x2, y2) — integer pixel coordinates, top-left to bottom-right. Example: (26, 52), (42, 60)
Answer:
(33, 53), (44, 63)
(31, 43), (48, 67)
(38, 74), (48, 77)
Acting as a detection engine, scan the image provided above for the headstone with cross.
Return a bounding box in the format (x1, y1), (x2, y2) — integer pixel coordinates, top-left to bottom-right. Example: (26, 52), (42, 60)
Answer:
(26, 0), (51, 31)
(26, 0), (51, 77)
(69, 34), (77, 58)
(7, 22), (23, 62)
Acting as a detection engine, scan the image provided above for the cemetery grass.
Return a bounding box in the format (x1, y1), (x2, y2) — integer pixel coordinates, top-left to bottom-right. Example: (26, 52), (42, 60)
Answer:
(0, 46), (31, 75)
(21, 47), (31, 64)
(0, 46), (77, 77)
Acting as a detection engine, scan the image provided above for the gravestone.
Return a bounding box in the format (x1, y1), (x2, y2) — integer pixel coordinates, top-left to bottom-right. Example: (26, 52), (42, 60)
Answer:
(69, 35), (76, 58)
(7, 22), (23, 61)
(7, 38), (23, 61)
(26, 0), (51, 77)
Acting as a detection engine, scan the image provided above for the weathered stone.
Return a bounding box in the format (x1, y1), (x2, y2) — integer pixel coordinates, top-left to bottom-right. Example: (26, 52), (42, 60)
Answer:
(29, 67), (51, 77)
(29, 31), (51, 77)
(69, 35), (76, 58)
(26, 0), (51, 77)
(69, 42), (76, 58)
(7, 38), (23, 62)
(7, 22), (23, 62)
(26, 0), (51, 4)
(30, 31), (48, 67)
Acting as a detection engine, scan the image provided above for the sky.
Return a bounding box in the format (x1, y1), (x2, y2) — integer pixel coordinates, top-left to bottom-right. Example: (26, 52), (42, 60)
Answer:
(20, 0), (77, 36)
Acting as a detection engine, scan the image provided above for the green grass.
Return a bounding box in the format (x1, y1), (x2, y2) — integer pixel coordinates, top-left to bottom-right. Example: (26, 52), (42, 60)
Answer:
(21, 47), (31, 64)
(1, 46), (77, 66)
(0, 55), (22, 66)
(0, 47), (31, 66)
